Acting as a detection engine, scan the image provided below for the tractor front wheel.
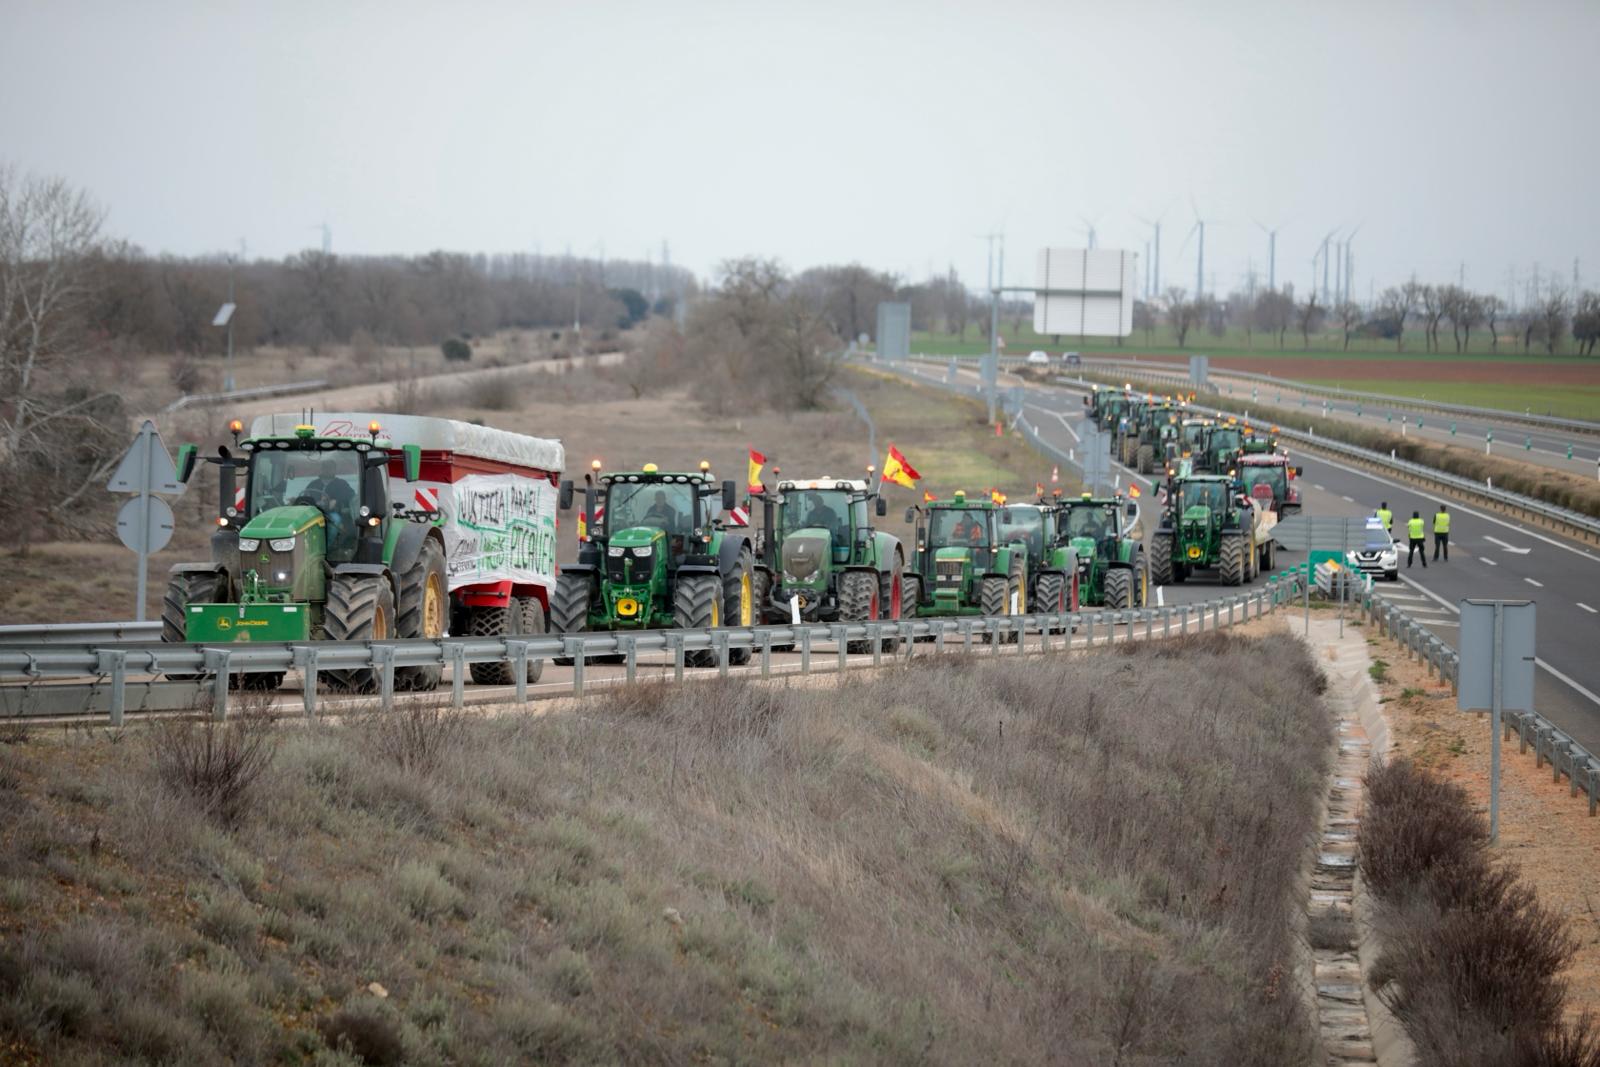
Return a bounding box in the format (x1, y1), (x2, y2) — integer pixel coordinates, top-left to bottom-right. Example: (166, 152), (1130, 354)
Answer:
(839, 569), (878, 654)
(323, 574), (397, 692)
(675, 573), (722, 667)
(1104, 566), (1133, 609)
(722, 549), (755, 666)
(550, 572), (592, 666)
(1150, 534), (1174, 586)
(979, 574), (1009, 618)
(1219, 535), (1245, 586)
(1136, 444), (1155, 474)
(161, 570), (225, 680)
(394, 538), (447, 692)
(878, 554), (904, 652)
(902, 574), (922, 625)
(1034, 571), (1066, 629)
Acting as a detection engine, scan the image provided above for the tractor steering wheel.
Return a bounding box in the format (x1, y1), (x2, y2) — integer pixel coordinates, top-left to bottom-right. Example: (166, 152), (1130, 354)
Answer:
(292, 494), (321, 508)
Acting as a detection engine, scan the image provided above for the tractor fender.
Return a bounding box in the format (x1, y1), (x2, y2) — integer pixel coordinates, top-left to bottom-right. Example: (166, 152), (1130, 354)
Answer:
(870, 531), (903, 572)
(559, 561), (598, 579)
(331, 563), (390, 582)
(169, 561), (228, 577)
(1104, 558), (1136, 572)
(389, 522), (445, 583)
(714, 532), (750, 577)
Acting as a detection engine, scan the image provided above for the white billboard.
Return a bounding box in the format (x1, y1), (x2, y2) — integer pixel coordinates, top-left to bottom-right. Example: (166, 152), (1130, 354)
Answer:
(1033, 248), (1137, 337)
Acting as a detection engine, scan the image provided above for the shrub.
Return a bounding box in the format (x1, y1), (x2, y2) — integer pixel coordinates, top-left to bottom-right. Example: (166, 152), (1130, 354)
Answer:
(319, 1003), (406, 1066)
(1359, 758), (1484, 899)
(441, 338), (472, 362)
(359, 701), (464, 777)
(149, 711), (277, 828)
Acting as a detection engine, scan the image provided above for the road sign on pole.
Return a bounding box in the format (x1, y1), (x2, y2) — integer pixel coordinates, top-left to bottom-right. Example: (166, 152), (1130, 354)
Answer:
(1458, 599), (1536, 842)
(107, 420), (186, 621)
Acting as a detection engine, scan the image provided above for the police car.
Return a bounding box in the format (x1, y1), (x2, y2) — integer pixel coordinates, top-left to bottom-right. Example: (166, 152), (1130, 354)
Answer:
(1345, 516), (1399, 582)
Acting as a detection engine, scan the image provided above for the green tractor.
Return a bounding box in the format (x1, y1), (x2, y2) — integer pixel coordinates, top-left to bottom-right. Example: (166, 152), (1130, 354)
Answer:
(903, 492), (1030, 621)
(551, 462), (755, 667)
(1197, 419), (1246, 474)
(754, 476), (904, 650)
(1131, 403), (1183, 474)
(997, 501), (1080, 615)
(1149, 474), (1264, 587)
(1084, 384), (1136, 436)
(1056, 493), (1149, 608)
(161, 420), (448, 693)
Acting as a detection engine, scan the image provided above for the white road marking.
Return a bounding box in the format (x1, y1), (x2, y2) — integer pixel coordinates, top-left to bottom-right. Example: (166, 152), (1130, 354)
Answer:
(1579, 603), (1597, 614)
(1397, 574), (1600, 710)
(1481, 557), (1498, 566)
(1525, 577), (1544, 587)
(1484, 535), (1531, 555)
(1312, 484), (1325, 491)
(1340, 494), (1354, 502)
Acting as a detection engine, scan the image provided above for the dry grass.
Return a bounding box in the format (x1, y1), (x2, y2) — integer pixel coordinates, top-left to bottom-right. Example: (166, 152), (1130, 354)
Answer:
(0, 631), (1330, 1064)
(1360, 758), (1598, 1065)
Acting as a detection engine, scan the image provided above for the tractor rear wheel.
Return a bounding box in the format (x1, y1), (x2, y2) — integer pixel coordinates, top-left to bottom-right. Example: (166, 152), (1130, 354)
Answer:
(467, 597), (546, 685)
(1136, 444), (1155, 474)
(161, 570), (225, 680)
(878, 554), (904, 651)
(1034, 571), (1066, 627)
(1104, 566), (1133, 609)
(550, 572), (591, 666)
(675, 573), (722, 667)
(1150, 534), (1174, 586)
(839, 570), (878, 654)
(902, 574), (922, 623)
(1219, 535), (1245, 586)
(721, 549), (755, 666)
(394, 538), (447, 691)
(979, 574), (1008, 617)
(323, 574), (396, 692)
(752, 567), (772, 626)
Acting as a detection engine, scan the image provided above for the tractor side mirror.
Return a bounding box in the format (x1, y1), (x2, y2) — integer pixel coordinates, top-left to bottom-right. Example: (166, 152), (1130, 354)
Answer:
(401, 443), (422, 483)
(175, 444), (197, 484)
(875, 496), (887, 518)
(558, 480), (575, 510)
(904, 506), (915, 524)
(721, 480), (737, 512)
(1126, 503), (1138, 517)
(1293, 466), (1304, 477)
(1081, 395), (1090, 406)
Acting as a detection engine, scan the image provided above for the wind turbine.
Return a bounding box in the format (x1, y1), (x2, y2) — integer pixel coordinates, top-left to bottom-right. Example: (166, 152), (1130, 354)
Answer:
(1078, 215), (1101, 250)
(1183, 198), (1216, 299)
(1341, 223), (1363, 306)
(1135, 212), (1165, 297)
(309, 222), (331, 254)
(1316, 228), (1339, 304)
(1254, 219), (1281, 291)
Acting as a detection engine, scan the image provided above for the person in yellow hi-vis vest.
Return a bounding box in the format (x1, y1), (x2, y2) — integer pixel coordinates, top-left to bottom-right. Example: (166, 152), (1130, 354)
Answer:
(1376, 502), (1393, 536)
(1432, 504), (1450, 562)
(1406, 511), (1428, 568)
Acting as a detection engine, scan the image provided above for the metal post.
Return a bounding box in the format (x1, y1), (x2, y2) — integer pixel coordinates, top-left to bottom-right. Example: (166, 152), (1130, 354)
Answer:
(717, 634), (730, 678)
(451, 645), (467, 708)
(872, 625), (883, 667)
(935, 624), (945, 656)
(302, 648), (319, 718)
(506, 641), (529, 704)
(1490, 602), (1503, 842)
(134, 430), (154, 621)
(836, 627), (849, 673)
(572, 642), (585, 696)
(207, 649), (230, 721)
(760, 631), (772, 678)
(672, 635), (685, 682)
(376, 646), (396, 712)
(1339, 524), (1348, 637)
(624, 637), (637, 684)
(107, 651), (127, 728)
(1304, 559), (1311, 635)
(799, 629), (812, 674)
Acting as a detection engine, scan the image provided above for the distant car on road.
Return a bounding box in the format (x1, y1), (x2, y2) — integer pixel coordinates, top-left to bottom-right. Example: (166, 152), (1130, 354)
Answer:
(1026, 351), (1051, 366)
(1063, 352), (1082, 367)
(1345, 516), (1399, 581)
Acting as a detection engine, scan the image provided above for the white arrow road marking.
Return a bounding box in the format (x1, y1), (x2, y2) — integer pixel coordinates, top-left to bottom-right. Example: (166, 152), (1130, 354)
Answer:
(1525, 577), (1544, 587)
(1398, 574), (1600, 710)
(1579, 603), (1597, 614)
(1484, 535), (1531, 555)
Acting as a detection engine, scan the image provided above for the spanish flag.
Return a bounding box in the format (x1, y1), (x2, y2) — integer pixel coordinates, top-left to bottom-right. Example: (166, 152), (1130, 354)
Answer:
(922, 490), (937, 503)
(1035, 482), (1045, 498)
(1129, 484), (1142, 499)
(576, 510), (588, 541)
(990, 489), (1006, 505)
(747, 449), (767, 491)
(881, 445), (921, 489)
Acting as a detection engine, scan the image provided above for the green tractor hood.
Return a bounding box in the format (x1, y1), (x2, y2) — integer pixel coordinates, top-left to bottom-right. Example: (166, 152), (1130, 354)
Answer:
(780, 529), (833, 590)
(238, 504), (325, 541)
(602, 526), (667, 626)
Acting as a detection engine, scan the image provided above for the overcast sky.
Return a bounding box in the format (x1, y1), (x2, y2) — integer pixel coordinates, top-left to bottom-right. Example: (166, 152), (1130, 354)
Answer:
(3, 0), (1595, 302)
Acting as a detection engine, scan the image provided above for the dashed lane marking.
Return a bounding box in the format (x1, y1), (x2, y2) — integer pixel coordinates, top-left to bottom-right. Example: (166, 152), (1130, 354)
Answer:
(1525, 577), (1544, 587)
(1579, 603), (1597, 614)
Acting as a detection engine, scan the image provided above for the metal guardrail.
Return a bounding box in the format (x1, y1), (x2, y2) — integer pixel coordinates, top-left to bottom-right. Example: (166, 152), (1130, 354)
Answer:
(0, 622), (162, 646)
(0, 577), (1309, 724)
(1358, 590), (1600, 816)
(1077, 356), (1600, 436)
(160, 379), (330, 414)
(1054, 370), (1600, 544)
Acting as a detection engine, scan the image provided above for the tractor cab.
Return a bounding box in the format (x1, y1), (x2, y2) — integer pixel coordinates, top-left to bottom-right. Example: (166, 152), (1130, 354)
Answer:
(1054, 493), (1145, 608)
(1201, 421), (1245, 472)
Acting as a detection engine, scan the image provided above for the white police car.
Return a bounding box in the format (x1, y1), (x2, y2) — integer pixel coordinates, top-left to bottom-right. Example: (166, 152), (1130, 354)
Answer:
(1345, 516), (1399, 581)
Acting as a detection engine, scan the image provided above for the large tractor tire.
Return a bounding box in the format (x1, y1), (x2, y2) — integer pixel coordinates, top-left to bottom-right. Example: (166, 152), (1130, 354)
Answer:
(1103, 566), (1133, 609)
(1149, 534), (1174, 586)
(721, 548), (756, 666)
(394, 538), (447, 691)
(839, 569), (879, 655)
(1219, 534), (1245, 587)
(878, 553), (904, 652)
(752, 567), (772, 626)
(1136, 444), (1155, 475)
(161, 570), (225, 680)
(1260, 537), (1276, 574)
(1136, 554), (1150, 607)
(1119, 436), (1137, 467)
(978, 574), (1009, 618)
(674, 573), (722, 667)
(467, 597), (546, 685)
(549, 572), (592, 666)
(902, 574), (923, 638)
(1034, 571), (1067, 629)
(323, 574), (396, 693)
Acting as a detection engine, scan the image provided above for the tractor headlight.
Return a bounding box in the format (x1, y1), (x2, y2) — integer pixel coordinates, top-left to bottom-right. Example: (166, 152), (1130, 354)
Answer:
(269, 538), (296, 552)
(631, 546), (652, 558)
(608, 545), (626, 557)
(237, 538), (260, 552)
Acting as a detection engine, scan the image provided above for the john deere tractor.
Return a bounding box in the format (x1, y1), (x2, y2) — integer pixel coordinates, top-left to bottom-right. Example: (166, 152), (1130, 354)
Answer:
(754, 476), (904, 651)
(1149, 474), (1262, 587)
(997, 501), (1078, 615)
(551, 463), (754, 667)
(1056, 493), (1148, 607)
(1132, 403), (1183, 474)
(1197, 419), (1246, 474)
(161, 420), (448, 693)
(903, 492), (1029, 621)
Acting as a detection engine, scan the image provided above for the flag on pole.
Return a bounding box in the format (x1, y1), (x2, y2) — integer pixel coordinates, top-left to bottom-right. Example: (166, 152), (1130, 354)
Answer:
(922, 491), (936, 503)
(881, 445), (921, 488)
(1035, 482), (1044, 497)
(1129, 484), (1142, 499)
(747, 449), (767, 491)
(576, 511), (588, 541)
(1050, 465), (1059, 484)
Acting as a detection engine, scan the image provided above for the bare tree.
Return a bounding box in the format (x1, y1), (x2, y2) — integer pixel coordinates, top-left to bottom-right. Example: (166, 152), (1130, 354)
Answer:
(1164, 287), (1202, 347)
(1296, 292), (1323, 349)
(1538, 287), (1570, 355)
(1419, 284), (1448, 353)
(1377, 285), (1416, 352)
(1335, 302), (1363, 351)
(1573, 291), (1600, 357)
(0, 166), (127, 551)
(1254, 288), (1294, 349)
(1482, 294), (1503, 351)
(1455, 293), (1484, 352)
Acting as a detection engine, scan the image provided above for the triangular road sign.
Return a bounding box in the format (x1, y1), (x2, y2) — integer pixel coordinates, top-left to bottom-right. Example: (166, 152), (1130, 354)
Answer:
(108, 419), (184, 494)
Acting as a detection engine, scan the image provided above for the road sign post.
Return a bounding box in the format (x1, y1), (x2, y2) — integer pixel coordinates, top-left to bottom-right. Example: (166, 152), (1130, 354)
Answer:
(1459, 599), (1536, 842)
(107, 420), (185, 621)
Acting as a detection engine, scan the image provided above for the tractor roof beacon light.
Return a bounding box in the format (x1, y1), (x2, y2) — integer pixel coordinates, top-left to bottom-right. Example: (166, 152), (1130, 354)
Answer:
(642, 463), (658, 473)
(590, 459), (602, 471)
(295, 424), (315, 440)
(699, 460), (711, 473)
(368, 420), (381, 441)
(228, 419), (243, 445)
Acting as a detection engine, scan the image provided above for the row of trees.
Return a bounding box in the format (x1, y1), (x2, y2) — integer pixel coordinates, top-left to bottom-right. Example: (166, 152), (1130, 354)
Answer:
(1149, 281), (1600, 356)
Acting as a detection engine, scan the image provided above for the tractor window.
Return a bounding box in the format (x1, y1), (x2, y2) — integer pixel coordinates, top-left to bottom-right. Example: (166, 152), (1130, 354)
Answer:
(929, 509), (989, 549)
(1178, 481), (1226, 513)
(1182, 424), (1209, 449)
(249, 449), (362, 559)
(1063, 506), (1114, 542)
(1239, 466), (1285, 500)
(1000, 509), (1046, 558)
(782, 490), (851, 541)
(606, 482), (696, 537)
(1209, 428), (1243, 451)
